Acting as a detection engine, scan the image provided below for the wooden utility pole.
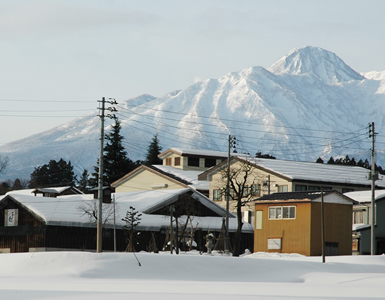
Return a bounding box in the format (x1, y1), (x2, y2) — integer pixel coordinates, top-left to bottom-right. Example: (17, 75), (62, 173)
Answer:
(369, 122), (377, 255)
(96, 97), (105, 253)
(225, 135), (231, 254)
(225, 135), (236, 254)
(321, 189), (325, 263)
(170, 205), (175, 254)
(96, 97), (117, 253)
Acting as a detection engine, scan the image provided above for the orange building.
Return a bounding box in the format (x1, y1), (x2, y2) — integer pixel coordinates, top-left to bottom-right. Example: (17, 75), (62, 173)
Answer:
(254, 191), (355, 256)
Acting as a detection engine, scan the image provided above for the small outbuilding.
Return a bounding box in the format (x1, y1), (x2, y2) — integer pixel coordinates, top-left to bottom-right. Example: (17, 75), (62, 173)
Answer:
(253, 191), (355, 256)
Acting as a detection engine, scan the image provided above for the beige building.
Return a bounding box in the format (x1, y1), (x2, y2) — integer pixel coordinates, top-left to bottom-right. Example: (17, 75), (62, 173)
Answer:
(158, 148), (227, 171)
(199, 155), (385, 226)
(112, 148), (228, 195)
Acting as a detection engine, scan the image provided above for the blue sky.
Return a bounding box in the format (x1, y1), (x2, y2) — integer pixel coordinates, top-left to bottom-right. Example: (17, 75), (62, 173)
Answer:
(1, 0), (384, 145)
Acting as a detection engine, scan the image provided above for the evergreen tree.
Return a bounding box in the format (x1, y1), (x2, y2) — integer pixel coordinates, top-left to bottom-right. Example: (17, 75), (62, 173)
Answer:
(255, 152), (276, 159)
(122, 206), (142, 252)
(316, 157), (324, 163)
(11, 178), (26, 190)
(91, 119), (137, 187)
(0, 181), (10, 195)
(29, 159), (76, 188)
(77, 169), (90, 193)
(144, 134), (162, 166)
(327, 157), (335, 164)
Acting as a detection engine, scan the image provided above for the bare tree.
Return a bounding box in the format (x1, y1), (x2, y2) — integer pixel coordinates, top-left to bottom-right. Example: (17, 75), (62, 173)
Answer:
(173, 194), (200, 252)
(215, 157), (264, 256)
(77, 199), (116, 225)
(0, 155), (9, 176)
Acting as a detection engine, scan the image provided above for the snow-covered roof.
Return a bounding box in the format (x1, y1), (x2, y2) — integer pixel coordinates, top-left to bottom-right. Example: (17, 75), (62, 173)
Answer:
(344, 190), (385, 203)
(32, 186), (83, 194)
(233, 154), (385, 188)
(153, 165), (209, 190)
(3, 188), (252, 233)
(256, 190), (355, 205)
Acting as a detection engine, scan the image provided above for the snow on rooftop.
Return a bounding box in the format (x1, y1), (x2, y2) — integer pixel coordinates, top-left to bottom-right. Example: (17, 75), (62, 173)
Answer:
(5, 189), (252, 233)
(238, 154), (385, 187)
(344, 189), (385, 203)
(153, 165), (209, 190)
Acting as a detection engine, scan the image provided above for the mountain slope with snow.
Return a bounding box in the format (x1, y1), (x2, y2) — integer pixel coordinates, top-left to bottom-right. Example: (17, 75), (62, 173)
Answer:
(1, 46), (385, 180)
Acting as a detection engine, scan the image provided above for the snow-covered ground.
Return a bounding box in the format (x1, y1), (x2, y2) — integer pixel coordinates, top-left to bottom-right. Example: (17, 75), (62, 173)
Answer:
(1, 251), (384, 299)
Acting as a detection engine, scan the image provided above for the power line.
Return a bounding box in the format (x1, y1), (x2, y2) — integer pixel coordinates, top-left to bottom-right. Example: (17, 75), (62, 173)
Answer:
(0, 98), (95, 103)
(117, 103), (369, 135)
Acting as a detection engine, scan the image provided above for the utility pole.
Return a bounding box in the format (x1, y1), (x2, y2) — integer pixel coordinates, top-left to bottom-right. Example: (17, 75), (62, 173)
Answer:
(321, 189), (325, 263)
(113, 194), (116, 252)
(369, 122), (377, 255)
(96, 97), (118, 253)
(225, 135), (236, 254)
(170, 205), (175, 254)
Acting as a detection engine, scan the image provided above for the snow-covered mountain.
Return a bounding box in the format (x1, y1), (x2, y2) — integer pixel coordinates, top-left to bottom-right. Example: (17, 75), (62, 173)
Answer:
(1, 46), (385, 180)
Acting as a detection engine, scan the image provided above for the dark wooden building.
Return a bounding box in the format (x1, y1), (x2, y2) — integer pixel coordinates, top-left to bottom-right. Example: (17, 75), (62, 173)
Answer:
(0, 188), (253, 253)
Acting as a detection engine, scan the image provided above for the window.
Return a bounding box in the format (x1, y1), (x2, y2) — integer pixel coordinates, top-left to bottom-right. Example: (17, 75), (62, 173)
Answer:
(295, 185), (307, 191)
(213, 189), (222, 201)
(256, 211), (263, 229)
(251, 184), (261, 196)
(269, 206), (296, 220)
(308, 186), (321, 191)
(278, 185), (288, 193)
(205, 158), (216, 168)
(268, 238), (281, 250)
(242, 186), (249, 197)
(353, 210), (365, 224)
(166, 158), (172, 166)
(283, 206), (296, 219)
(229, 188), (236, 198)
(269, 207), (282, 219)
(174, 157), (181, 166)
(188, 157), (200, 167)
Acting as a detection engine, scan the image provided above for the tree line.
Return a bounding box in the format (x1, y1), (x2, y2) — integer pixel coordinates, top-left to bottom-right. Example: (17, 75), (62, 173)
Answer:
(316, 155), (385, 175)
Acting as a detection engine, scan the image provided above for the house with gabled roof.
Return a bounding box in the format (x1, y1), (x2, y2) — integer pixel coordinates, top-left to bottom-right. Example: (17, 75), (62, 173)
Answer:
(0, 188), (253, 253)
(199, 154), (385, 226)
(253, 191), (355, 256)
(344, 190), (385, 255)
(112, 148), (228, 196)
(111, 165), (210, 196)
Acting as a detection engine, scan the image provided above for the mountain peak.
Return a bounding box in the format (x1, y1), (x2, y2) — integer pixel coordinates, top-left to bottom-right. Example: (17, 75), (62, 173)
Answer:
(268, 46), (364, 84)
